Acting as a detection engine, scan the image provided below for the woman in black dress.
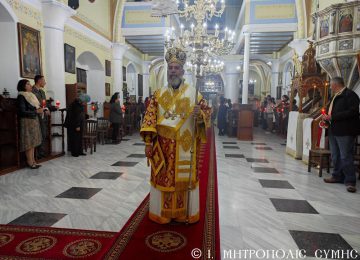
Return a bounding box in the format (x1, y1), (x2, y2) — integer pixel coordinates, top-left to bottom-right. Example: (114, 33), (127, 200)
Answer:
(109, 92), (123, 144)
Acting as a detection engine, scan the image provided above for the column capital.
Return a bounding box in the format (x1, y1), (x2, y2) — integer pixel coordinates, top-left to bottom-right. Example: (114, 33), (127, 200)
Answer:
(112, 43), (129, 60)
(270, 59), (280, 71)
(288, 39), (308, 59)
(41, 0), (76, 31)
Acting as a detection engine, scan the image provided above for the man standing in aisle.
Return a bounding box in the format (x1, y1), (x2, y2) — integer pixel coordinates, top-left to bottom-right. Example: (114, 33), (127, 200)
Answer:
(323, 77), (360, 193)
(140, 47), (211, 224)
(32, 75), (50, 159)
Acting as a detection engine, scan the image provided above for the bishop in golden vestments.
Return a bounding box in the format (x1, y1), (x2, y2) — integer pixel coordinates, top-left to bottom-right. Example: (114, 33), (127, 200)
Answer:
(140, 47), (211, 224)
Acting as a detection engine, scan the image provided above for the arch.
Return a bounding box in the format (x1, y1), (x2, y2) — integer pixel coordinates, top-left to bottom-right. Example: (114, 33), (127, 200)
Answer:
(0, 0), (19, 98)
(0, 0), (18, 22)
(283, 59), (294, 96)
(114, 0), (126, 42)
(127, 62), (137, 73)
(249, 67), (263, 98)
(126, 62), (138, 98)
(77, 51), (104, 71)
(76, 51), (105, 116)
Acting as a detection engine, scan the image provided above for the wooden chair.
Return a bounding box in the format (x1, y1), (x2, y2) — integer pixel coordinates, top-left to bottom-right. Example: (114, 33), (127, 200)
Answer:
(83, 119), (98, 154)
(97, 117), (110, 145)
(308, 149), (331, 177)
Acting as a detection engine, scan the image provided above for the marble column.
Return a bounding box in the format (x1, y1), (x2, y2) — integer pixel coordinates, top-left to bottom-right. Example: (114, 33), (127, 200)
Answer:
(224, 61), (242, 104)
(271, 59), (280, 99)
(142, 61), (151, 98)
(242, 32), (250, 104)
(41, 0), (75, 106)
(112, 43), (128, 105)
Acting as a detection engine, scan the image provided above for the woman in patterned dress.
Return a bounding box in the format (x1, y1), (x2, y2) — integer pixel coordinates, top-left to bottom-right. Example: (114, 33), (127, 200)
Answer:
(17, 79), (43, 169)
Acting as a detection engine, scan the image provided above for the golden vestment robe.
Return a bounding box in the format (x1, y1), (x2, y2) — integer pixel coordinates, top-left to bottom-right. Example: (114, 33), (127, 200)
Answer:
(140, 83), (211, 224)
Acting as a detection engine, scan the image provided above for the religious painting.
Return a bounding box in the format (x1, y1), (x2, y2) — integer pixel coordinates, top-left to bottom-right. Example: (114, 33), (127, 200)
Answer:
(64, 44), (76, 74)
(17, 23), (42, 79)
(105, 60), (111, 76)
(320, 19), (329, 38)
(105, 83), (110, 96)
(122, 66), (126, 81)
(339, 12), (353, 33)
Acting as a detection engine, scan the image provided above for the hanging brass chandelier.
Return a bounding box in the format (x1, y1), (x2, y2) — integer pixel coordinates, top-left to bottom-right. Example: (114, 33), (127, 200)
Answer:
(186, 57), (224, 75)
(165, 0), (234, 76)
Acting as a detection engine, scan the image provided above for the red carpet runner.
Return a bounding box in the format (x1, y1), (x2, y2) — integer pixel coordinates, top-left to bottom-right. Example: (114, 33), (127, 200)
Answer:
(0, 226), (116, 259)
(0, 128), (219, 259)
(105, 127), (220, 260)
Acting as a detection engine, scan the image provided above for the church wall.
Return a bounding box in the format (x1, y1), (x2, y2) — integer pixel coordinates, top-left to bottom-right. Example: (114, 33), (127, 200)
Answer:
(0, 19), (18, 97)
(2, 0), (46, 96)
(64, 26), (112, 103)
(74, 0), (112, 40)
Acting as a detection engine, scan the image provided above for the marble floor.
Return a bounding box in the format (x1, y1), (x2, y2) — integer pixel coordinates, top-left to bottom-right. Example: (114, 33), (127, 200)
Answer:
(217, 128), (360, 259)
(1, 128), (360, 259)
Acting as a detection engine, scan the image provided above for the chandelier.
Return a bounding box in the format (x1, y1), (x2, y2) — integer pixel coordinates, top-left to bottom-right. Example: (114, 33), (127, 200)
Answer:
(186, 57), (224, 75)
(165, 0), (235, 76)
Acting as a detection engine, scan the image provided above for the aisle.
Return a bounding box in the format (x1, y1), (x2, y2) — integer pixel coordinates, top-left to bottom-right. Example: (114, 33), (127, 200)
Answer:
(216, 128), (360, 259)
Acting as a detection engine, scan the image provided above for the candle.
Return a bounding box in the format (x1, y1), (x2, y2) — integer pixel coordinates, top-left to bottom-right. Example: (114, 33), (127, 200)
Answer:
(321, 108), (326, 115)
(91, 105), (95, 111)
(180, 24), (184, 37)
(42, 99), (46, 108)
(55, 100), (60, 109)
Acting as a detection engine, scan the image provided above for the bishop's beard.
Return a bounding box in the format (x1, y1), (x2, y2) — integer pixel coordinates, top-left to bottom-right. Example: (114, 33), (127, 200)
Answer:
(169, 76), (182, 89)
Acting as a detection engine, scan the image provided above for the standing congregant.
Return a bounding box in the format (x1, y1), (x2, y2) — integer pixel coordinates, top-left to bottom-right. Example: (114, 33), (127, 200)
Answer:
(323, 77), (360, 193)
(32, 75), (50, 159)
(140, 47), (211, 224)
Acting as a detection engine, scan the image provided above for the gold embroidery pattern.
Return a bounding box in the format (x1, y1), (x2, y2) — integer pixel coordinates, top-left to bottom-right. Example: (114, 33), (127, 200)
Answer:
(157, 85), (189, 115)
(158, 90), (172, 112)
(157, 125), (177, 140)
(63, 239), (102, 258)
(104, 197), (149, 259)
(152, 136), (176, 190)
(140, 93), (158, 139)
(0, 233), (14, 248)
(0, 226), (114, 238)
(181, 129), (192, 152)
(175, 97), (191, 116)
(145, 231), (187, 253)
(16, 236), (57, 254)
